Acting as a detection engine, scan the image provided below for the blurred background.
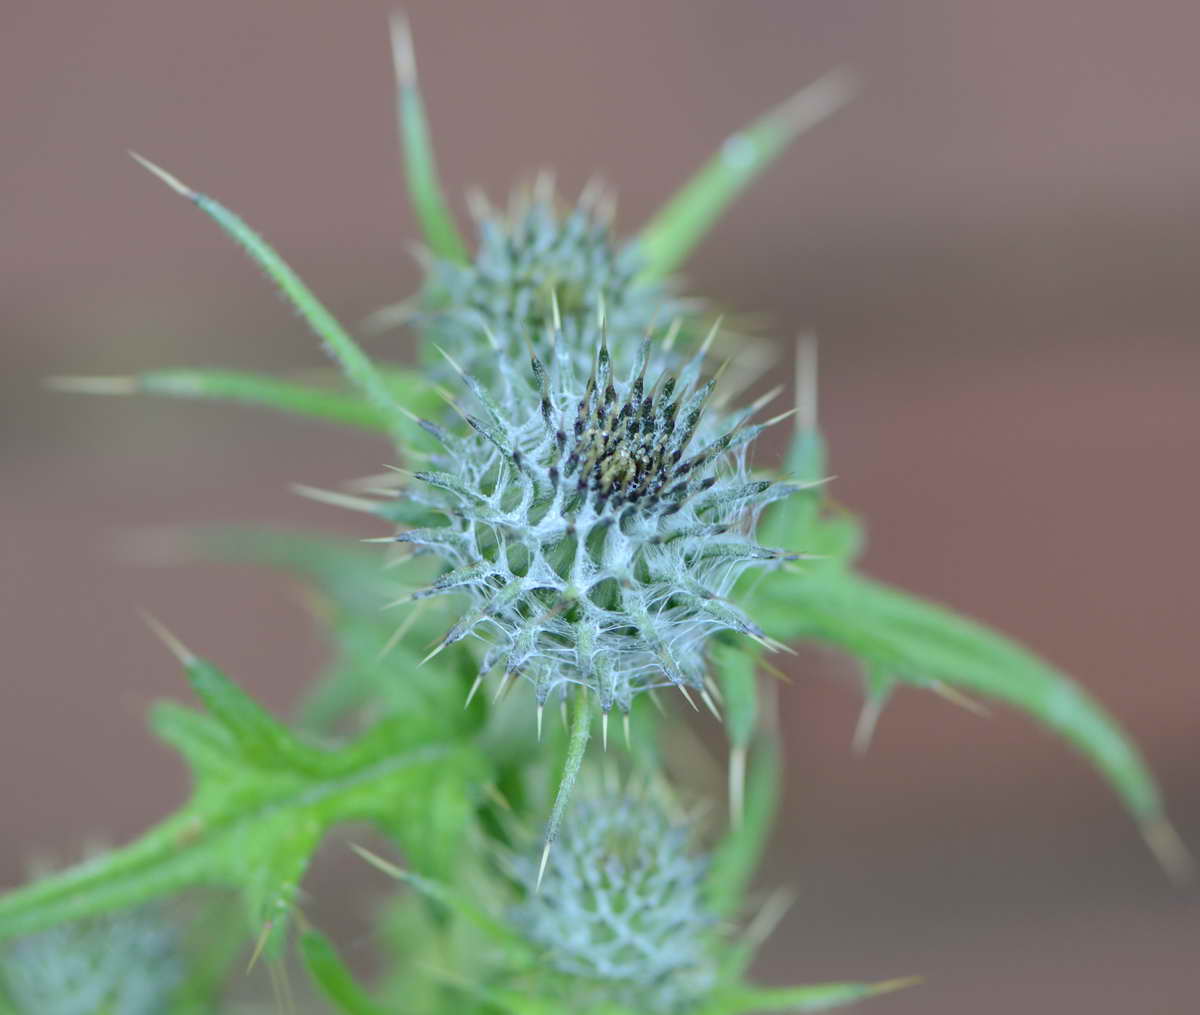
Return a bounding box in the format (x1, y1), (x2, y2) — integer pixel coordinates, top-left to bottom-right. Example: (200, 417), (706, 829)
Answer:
(2, 1), (1198, 1011)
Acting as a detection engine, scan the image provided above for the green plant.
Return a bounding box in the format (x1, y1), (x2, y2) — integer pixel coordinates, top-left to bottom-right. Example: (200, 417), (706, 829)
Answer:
(2, 16), (1187, 1013)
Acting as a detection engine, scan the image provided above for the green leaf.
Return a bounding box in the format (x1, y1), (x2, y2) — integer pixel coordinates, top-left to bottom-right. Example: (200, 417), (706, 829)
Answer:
(708, 976), (920, 1013)
(636, 69), (857, 280)
(747, 411), (1185, 875)
(128, 153), (409, 443)
(0, 650), (481, 951)
(750, 566), (1183, 870)
(48, 369), (391, 431)
(300, 930), (390, 1015)
(389, 15), (470, 264)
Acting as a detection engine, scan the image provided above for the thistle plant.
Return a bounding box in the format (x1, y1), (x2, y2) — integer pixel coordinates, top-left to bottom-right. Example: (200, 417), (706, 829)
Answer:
(2, 14), (1190, 1014)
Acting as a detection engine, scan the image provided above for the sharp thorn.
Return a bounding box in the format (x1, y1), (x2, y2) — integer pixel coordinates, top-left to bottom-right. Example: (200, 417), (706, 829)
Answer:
(419, 638), (450, 667)
(483, 782), (513, 812)
(246, 920), (272, 974)
(465, 186), (491, 221)
(138, 610), (195, 666)
(661, 317), (683, 352)
(291, 484), (380, 515)
(749, 383), (786, 414)
(853, 694), (887, 755)
(928, 680), (990, 718)
(870, 976), (925, 998)
(464, 674), (483, 709)
(493, 670), (514, 703)
(45, 375), (138, 395)
(763, 406), (800, 428)
(375, 605), (423, 663)
(699, 315), (723, 358)
(431, 342), (466, 377)
(536, 842), (551, 891)
(129, 151), (195, 199)
(730, 745), (746, 827)
(1142, 817), (1195, 886)
(387, 11), (417, 88)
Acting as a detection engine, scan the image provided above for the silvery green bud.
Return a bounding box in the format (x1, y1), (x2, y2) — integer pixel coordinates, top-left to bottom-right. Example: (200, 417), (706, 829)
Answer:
(0, 907), (183, 1015)
(423, 191), (683, 372)
(511, 794), (717, 1013)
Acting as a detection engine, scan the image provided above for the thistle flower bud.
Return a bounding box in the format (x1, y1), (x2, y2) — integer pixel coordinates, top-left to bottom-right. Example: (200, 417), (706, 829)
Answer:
(424, 193), (678, 370)
(511, 794), (717, 1013)
(402, 199), (798, 725)
(0, 907), (183, 1014)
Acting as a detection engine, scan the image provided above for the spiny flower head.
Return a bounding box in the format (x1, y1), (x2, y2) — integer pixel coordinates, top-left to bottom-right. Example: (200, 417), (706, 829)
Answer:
(0, 907), (183, 1015)
(397, 270), (802, 723)
(510, 793), (717, 1013)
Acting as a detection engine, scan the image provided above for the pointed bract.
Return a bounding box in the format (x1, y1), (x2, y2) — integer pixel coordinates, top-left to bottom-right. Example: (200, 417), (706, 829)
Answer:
(635, 68), (858, 280)
(390, 14), (469, 264)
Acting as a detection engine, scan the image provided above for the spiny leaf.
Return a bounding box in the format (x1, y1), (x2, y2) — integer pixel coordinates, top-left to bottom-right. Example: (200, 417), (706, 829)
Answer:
(636, 69), (857, 280)
(749, 565), (1186, 876)
(753, 384), (1183, 875)
(390, 14), (469, 264)
(128, 153), (409, 442)
(0, 655), (481, 950)
(139, 619), (325, 775)
(48, 369), (391, 431)
(707, 976), (920, 1014)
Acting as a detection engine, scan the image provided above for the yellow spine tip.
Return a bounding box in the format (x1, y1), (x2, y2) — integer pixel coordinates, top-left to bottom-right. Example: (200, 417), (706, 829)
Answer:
(128, 151), (194, 198)
(388, 12), (417, 88)
(138, 610), (196, 666)
(44, 375), (138, 395)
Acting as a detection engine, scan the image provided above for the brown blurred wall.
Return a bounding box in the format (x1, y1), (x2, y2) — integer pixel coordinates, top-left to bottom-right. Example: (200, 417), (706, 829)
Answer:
(2, 3), (1198, 1012)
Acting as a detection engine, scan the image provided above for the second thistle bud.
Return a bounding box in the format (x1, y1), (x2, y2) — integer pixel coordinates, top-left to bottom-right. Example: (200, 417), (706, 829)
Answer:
(512, 793), (717, 1013)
